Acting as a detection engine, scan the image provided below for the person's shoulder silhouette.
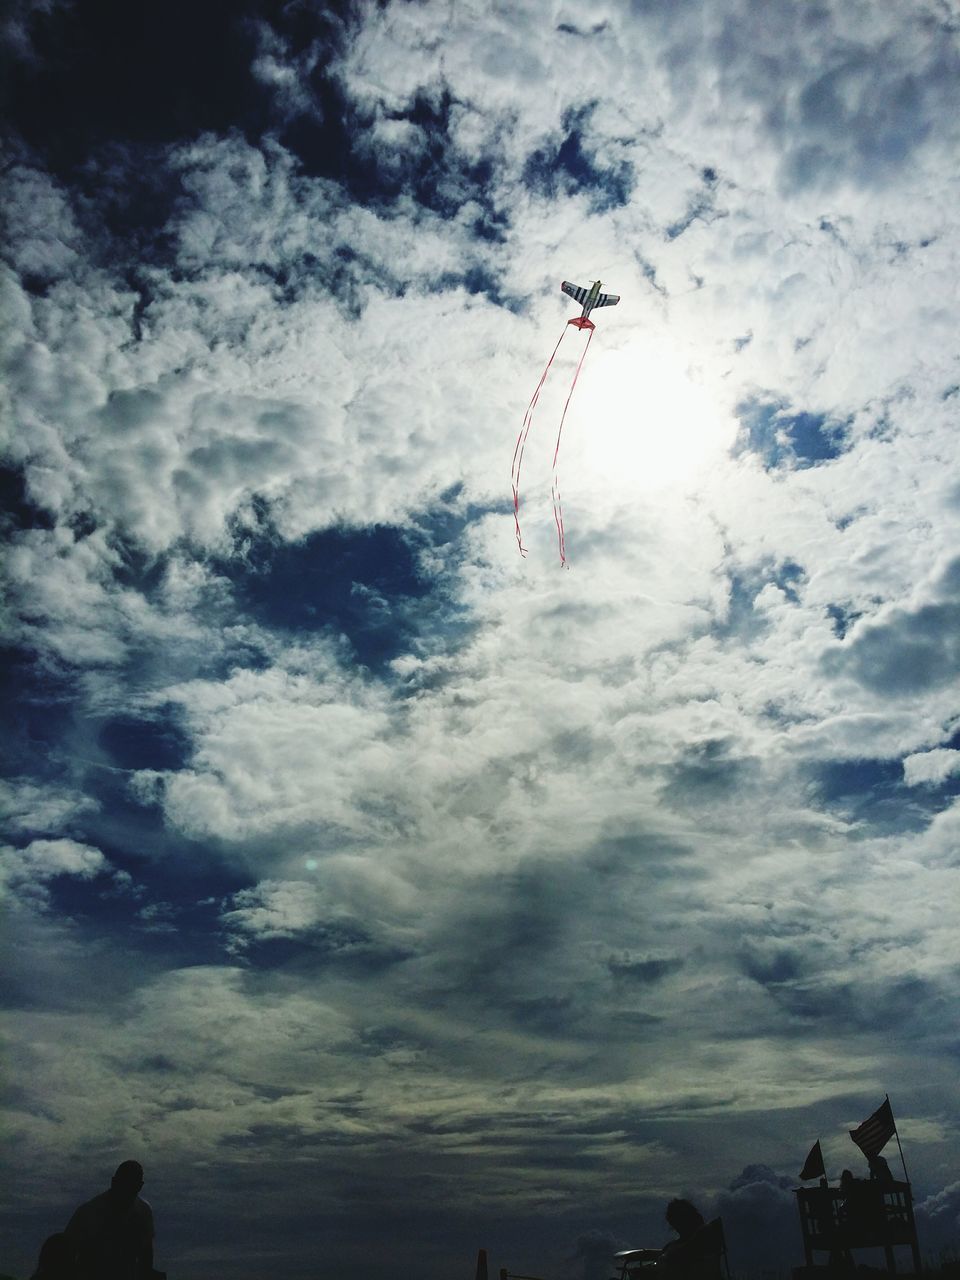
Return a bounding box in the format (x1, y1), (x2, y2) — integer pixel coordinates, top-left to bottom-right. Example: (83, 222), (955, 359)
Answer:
(659, 1200), (723, 1278)
(31, 1232), (76, 1279)
(868, 1153), (894, 1184)
(65, 1161), (158, 1280)
(663, 1198), (706, 1244)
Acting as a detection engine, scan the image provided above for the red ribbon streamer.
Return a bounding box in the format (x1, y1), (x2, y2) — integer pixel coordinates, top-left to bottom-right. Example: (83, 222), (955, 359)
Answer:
(511, 326), (568, 557)
(512, 322), (594, 565)
(551, 325), (593, 567)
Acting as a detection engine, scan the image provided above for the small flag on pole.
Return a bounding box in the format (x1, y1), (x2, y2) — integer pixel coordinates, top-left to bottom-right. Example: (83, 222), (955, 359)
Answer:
(800, 1139), (826, 1181)
(850, 1098), (895, 1156)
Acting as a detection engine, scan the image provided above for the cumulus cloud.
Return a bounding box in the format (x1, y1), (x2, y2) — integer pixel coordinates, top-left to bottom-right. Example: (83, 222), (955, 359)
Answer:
(716, 1165), (800, 1272)
(0, 779), (99, 835)
(0, 837), (111, 912)
(903, 748), (960, 787)
(823, 557), (960, 697)
(3, 1), (960, 1276)
(916, 1179), (960, 1253)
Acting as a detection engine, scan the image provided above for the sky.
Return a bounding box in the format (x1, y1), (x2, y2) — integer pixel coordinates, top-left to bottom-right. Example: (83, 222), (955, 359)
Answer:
(2, 0), (960, 1276)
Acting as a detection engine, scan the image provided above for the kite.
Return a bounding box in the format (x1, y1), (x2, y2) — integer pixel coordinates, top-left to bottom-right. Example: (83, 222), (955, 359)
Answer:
(511, 278), (620, 566)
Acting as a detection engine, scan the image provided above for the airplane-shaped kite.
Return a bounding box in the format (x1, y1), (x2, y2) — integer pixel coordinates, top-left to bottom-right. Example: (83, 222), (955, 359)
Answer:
(561, 278), (620, 330)
(511, 276), (622, 565)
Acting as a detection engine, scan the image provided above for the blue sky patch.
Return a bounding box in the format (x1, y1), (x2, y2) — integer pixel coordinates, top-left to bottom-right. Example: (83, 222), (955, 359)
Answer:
(0, 466), (57, 532)
(815, 757), (933, 832)
(826, 602), (862, 638)
(523, 106), (633, 212)
(98, 712), (190, 773)
(219, 524), (428, 668)
(711, 560), (806, 640)
(0, 646), (77, 782)
(734, 398), (849, 469)
(218, 499), (479, 673)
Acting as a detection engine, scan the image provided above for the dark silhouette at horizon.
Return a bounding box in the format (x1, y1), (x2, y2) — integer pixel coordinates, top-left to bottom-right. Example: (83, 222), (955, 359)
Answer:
(64, 1161), (164, 1280)
(610, 1197), (728, 1279)
(30, 1233), (75, 1280)
(663, 1198), (706, 1247)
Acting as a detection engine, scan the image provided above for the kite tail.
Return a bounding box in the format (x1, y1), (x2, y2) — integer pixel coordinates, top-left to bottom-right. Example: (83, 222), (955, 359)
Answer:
(511, 325), (568, 556)
(550, 325), (594, 567)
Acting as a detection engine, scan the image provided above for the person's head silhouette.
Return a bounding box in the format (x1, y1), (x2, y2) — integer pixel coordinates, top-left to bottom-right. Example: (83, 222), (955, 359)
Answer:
(110, 1160), (145, 1207)
(665, 1198), (705, 1239)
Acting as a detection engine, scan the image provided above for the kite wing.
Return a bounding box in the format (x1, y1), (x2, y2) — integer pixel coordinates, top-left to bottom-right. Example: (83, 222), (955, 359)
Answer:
(596, 292), (620, 308)
(561, 280), (589, 305)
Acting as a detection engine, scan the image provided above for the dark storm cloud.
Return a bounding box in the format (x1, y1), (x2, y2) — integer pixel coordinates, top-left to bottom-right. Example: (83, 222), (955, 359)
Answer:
(716, 1165), (800, 1272)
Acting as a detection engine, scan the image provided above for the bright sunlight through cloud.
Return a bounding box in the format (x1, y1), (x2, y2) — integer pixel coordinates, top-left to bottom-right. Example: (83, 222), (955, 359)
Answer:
(567, 338), (737, 495)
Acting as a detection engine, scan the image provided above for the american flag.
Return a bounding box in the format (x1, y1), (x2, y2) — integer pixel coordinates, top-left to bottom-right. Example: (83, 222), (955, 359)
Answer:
(850, 1098), (896, 1156)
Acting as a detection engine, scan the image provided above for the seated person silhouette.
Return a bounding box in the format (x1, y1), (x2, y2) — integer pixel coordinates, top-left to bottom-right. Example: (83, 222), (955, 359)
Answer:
(868, 1153), (894, 1185)
(31, 1232), (77, 1279)
(65, 1160), (163, 1280)
(836, 1168), (884, 1246)
(658, 1200), (723, 1277)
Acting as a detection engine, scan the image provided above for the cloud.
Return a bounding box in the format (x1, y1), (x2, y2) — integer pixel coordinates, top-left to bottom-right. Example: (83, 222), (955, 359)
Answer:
(903, 748), (960, 787)
(3, 1), (960, 1276)
(0, 164), (81, 282)
(0, 837), (112, 912)
(823, 558), (960, 696)
(0, 779), (99, 835)
(219, 861), (419, 962)
(716, 1164), (800, 1272)
(916, 1179), (960, 1253)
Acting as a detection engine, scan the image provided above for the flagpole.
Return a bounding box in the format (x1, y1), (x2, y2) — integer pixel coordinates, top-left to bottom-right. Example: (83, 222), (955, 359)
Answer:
(888, 1094), (910, 1185)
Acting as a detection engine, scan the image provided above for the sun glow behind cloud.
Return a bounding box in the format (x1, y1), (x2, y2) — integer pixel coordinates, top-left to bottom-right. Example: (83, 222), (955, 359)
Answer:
(512, 330), (739, 562)
(3, 0), (960, 1276)
(567, 337), (738, 497)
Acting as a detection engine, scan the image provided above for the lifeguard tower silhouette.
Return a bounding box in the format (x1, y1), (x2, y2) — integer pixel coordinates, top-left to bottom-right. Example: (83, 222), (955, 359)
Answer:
(794, 1098), (922, 1275)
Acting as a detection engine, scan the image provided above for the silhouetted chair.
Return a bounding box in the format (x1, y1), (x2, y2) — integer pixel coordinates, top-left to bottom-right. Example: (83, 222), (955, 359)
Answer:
(614, 1218), (730, 1280)
(612, 1245), (662, 1278)
(663, 1217), (729, 1278)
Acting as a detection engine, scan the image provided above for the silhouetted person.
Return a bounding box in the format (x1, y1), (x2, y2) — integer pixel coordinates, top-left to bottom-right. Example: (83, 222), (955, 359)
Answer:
(834, 1165), (885, 1257)
(65, 1161), (162, 1280)
(867, 1152), (894, 1184)
(658, 1200), (723, 1277)
(31, 1232), (77, 1279)
(663, 1198), (705, 1246)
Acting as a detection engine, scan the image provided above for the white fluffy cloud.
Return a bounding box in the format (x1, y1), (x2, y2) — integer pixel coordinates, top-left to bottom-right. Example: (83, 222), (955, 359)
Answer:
(3, 1), (960, 1275)
(0, 837), (113, 913)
